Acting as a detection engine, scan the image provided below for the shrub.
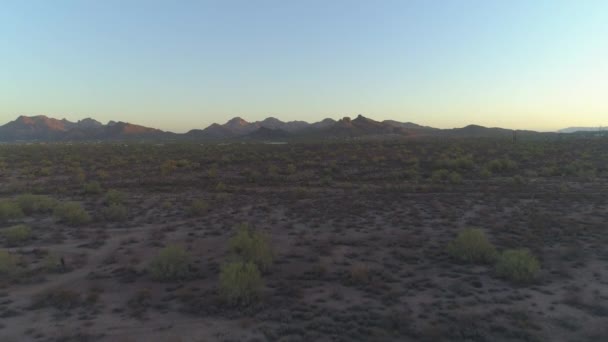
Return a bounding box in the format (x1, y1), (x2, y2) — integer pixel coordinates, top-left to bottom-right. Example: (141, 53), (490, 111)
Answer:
(229, 224), (273, 272)
(104, 190), (126, 206)
(16, 194), (56, 215)
(149, 245), (191, 281)
(0, 200), (23, 222)
(188, 199), (208, 216)
(431, 169), (450, 183)
(101, 204), (128, 222)
(83, 181), (103, 195)
(53, 202), (90, 226)
(448, 171), (463, 184)
(43, 254), (64, 273)
(0, 250), (17, 275)
(31, 288), (82, 310)
(487, 158), (517, 174)
(447, 228), (497, 264)
(3, 224), (32, 246)
(219, 261), (262, 305)
(495, 249), (540, 283)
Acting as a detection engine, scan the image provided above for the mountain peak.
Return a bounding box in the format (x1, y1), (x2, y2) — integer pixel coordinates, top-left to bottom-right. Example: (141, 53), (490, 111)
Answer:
(226, 117), (249, 125)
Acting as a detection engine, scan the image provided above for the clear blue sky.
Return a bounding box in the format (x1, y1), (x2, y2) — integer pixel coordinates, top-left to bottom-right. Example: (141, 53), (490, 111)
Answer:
(1, 0), (607, 132)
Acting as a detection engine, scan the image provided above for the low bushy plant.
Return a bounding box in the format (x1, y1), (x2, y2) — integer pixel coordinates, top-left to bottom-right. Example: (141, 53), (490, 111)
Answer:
(83, 181), (103, 195)
(15, 194), (56, 215)
(229, 224), (273, 272)
(53, 202), (90, 226)
(188, 199), (208, 216)
(447, 228), (497, 264)
(3, 224), (32, 246)
(0, 200), (23, 222)
(102, 204), (128, 222)
(219, 261), (262, 305)
(495, 249), (540, 283)
(149, 245), (191, 281)
(0, 250), (17, 275)
(104, 190), (126, 206)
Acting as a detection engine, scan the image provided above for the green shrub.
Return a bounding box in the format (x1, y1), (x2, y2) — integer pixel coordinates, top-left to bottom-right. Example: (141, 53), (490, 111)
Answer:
(447, 228), (497, 264)
(104, 190), (126, 206)
(487, 158), (517, 174)
(53, 202), (90, 226)
(0, 200), (23, 222)
(83, 181), (103, 195)
(3, 224), (32, 246)
(229, 224), (273, 272)
(495, 249), (540, 283)
(16, 194), (56, 215)
(0, 250), (17, 275)
(149, 245), (191, 281)
(188, 199), (208, 216)
(43, 254), (63, 273)
(448, 171), (463, 184)
(102, 204), (128, 222)
(219, 261), (262, 305)
(431, 169), (450, 183)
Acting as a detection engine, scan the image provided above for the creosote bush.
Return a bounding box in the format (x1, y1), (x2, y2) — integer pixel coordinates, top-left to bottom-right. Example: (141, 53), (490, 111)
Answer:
(0, 200), (23, 222)
(16, 194), (56, 215)
(0, 250), (18, 276)
(189, 199), (208, 216)
(149, 245), (191, 281)
(83, 181), (103, 195)
(219, 261), (262, 306)
(495, 249), (540, 283)
(102, 204), (128, 222)
(3, 224), (32, 246)
(53, 202), (90, 226)
(447, 228), (497, 264)
(104, 190), (126, 206)
(229, 224), (273, 272)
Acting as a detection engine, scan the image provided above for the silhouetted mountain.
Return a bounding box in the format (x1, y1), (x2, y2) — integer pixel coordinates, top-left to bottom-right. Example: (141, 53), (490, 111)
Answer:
(0, 114), (558, 142)
(223, 117), (255, 135)
(0, 115), (170, 141)
(186, 123), (236, 140)
(558, 127), (605, 133)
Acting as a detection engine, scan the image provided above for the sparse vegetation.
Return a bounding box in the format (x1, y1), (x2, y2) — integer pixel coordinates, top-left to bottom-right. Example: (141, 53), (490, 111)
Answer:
(83, 181), (103, 195)
(149, 245), (191, 281)
(15, 194), (56, 214)
(0, 200), (23, 222)
(188, 199), (208, 216)
(495, 249), (540, 283)
(53, 202), (90, 226)
(102, 204), (128, 221)
(0, 138), (605, 341)
(447, 228), (497, 263)
(219, 261), (263, 306)
(229, 224), (273, 272)
(104, 189), (126, 206)
(0, 250), (18, 276)
(2, 224), (32, 246)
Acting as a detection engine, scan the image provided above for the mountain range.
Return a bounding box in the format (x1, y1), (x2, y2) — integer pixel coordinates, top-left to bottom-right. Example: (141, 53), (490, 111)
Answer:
(0, 114), (566, 142)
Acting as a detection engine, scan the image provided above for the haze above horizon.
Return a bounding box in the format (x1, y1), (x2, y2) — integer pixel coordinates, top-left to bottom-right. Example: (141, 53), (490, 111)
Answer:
(1, 0), (607, 133)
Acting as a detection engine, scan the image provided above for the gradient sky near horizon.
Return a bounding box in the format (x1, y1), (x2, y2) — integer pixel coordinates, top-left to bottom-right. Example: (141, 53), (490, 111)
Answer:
(1, 0), (607, 133)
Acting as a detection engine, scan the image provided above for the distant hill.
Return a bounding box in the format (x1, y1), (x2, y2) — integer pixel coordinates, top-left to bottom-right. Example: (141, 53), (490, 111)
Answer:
(0, 114), (560, 142)
(558, 127), (605, 133)
(0, 115), (171, 141)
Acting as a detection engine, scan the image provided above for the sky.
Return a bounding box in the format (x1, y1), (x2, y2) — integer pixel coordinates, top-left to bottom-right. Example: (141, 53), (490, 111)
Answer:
(1, 0), (607, 133)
